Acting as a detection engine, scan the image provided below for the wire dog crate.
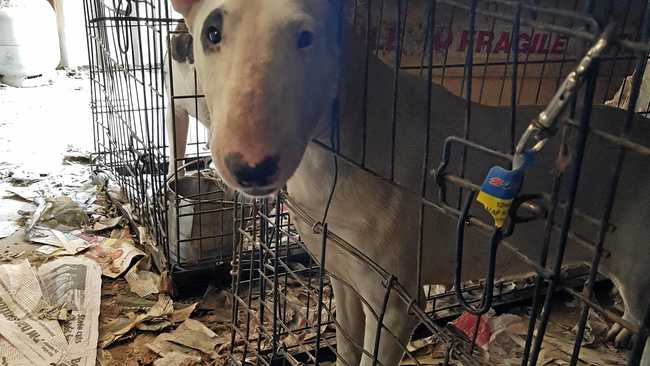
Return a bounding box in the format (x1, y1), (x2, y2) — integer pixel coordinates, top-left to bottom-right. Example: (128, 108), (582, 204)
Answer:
(84, 0), (239, 297)
(85, 0), (650, 364)
(226, 1), (650, 365)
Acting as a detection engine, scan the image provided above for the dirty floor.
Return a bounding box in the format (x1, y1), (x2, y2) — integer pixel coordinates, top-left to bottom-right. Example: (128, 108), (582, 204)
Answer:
(0, 72), (635, 366)
(0, 72), (233, 366)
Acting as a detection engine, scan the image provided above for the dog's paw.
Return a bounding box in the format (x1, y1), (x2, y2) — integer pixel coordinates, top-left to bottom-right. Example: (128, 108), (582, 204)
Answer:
(606, 322), (636, 349)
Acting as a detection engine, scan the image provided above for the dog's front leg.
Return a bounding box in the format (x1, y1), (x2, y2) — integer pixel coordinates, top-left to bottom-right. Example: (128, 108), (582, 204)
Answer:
(331, 278), (365, 366)
(359, 290), (420, 366)
(166, 104), (190, 178)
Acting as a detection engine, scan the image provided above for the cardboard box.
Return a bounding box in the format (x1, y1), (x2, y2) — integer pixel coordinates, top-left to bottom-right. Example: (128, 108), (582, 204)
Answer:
(352, 0), (644, 106)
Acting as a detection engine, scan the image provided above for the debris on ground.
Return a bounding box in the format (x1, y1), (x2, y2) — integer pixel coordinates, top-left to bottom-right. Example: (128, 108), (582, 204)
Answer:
(0, 71), (637, 366)
(451, 310), (493, 349)
(30, 195), (90, 231)
(0, 220), (18, 238)
(0, 257), (102, 365)
(148, 319), (226, 360)
(401, 297), (628, 365)
(99, 294), (176, 348)
(28, 227), (91, 255)
(0, 70), (206, 366)
(126, 257), (162, 298)
(63, 145), (94, 165)
(82, 233), (146, 278)
(153, 351), (203, 366)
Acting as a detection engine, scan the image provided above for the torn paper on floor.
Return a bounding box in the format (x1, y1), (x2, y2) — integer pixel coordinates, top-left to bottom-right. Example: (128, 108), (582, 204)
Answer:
(147, 318), (225, 360)
(5, 186), (41, 203)
(0, 221), (18, 239)
(79, 233), (145, 278)
(125, 257), (161, 297)
(0, 257), (102, 366)
(86, 216), (123, 233)
(38, 257), (102, 366)
(99, 294), (175, 348)
(29, 196), (90, 232)
(0, 260), (68, 365)
(28, 226), (91, 254)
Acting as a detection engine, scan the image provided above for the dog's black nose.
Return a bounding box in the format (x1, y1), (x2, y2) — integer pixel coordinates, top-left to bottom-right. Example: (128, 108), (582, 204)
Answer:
(225, 153), (279, 188)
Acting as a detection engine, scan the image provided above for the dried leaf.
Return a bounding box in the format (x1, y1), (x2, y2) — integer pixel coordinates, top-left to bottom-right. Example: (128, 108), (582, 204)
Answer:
(171, 303), (197, 324)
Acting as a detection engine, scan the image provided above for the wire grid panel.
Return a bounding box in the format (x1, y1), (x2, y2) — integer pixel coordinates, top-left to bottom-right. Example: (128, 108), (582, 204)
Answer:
(230, 0), (650, 365)
(85, 0), (173, 254)
(85, 0), (650, 364)
(228, 196), (486, 366)
(85, 0), (233, 289)
(228, 198), (337, 364)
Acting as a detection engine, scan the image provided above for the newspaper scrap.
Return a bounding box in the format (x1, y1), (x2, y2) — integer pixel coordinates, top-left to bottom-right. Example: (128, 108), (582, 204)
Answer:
(137, 225), (168, 274)
(38, 257), (102, 366)
(110, 227), (134, 241)
(6, 171), (44, 186)
(0, 251), (26, 263)
(29, 196), (90, 232)
(71, 183), (98, 209)
(5, 186), (40, 203)
(99, 294), (175, 348)
(28, 227), (91, 255)
(62, 148), (93, 165)
(0, 260), (68, 365)
(170, 303), (197, 324)
(0, 258), (102, 366)
(126, 257), (161, 297)
(401, 335), (449, 365)
(147, 319), (225, 360)
(147, 333), (203, 359)
(79, 233), (145, 278)
(86, 216), (123, 233)
(0, 221), (18, 239)
(35, 244), (64, 256)
(605, 60), (650, 112)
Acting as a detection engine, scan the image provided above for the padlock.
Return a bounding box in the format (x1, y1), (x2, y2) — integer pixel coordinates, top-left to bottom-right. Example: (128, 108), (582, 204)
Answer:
(476, 152), (534, 228)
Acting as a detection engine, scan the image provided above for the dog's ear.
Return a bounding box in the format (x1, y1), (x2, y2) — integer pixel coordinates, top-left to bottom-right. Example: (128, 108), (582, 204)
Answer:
(171, 0), (199, 16)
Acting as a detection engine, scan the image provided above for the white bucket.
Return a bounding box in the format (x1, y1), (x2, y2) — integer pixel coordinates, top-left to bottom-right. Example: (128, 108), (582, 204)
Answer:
(0, 0), (60, 77)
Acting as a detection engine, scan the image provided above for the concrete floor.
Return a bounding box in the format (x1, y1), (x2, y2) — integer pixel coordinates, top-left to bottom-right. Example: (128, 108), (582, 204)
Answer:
(0, 71), (93, 176)
(0, 70), (94, 254)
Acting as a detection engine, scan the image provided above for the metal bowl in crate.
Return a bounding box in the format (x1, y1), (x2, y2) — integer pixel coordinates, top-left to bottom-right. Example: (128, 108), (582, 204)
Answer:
(167, 175), (236, 296)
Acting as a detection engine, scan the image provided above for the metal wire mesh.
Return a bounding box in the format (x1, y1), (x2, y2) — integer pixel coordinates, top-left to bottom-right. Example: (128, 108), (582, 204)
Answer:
(84, 0), (236, 296)
(85, 0), (650, 364)
(227, 0), (650, 365)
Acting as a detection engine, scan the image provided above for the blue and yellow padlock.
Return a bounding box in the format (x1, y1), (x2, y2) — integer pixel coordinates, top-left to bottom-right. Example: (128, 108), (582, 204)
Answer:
(476, 152), (534, 228)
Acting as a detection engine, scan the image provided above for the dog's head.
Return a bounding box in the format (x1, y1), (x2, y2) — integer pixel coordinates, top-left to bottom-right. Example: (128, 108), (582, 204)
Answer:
(172, 0), (341, 197)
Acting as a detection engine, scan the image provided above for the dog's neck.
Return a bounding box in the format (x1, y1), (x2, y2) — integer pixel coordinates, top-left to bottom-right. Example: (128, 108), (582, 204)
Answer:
(311, 23), (369, 148)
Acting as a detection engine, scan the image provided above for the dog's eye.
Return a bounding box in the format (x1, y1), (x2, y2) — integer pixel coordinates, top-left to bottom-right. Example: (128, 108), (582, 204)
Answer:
(297, 31), (313, 49)
(206, 26), (222, 44)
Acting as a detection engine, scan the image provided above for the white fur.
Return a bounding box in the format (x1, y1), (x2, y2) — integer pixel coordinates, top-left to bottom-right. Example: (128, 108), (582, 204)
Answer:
(164, 33), (210, 178)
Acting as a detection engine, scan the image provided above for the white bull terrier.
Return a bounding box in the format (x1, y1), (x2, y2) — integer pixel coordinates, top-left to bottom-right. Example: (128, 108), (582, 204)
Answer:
(168, 0), (650, 365)
(164, 21), (211, 177)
